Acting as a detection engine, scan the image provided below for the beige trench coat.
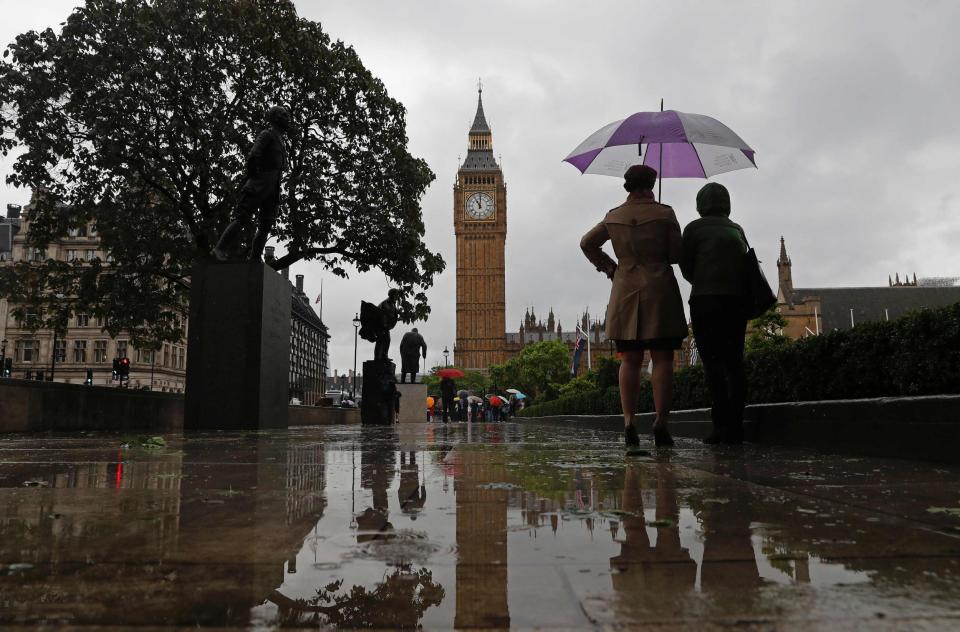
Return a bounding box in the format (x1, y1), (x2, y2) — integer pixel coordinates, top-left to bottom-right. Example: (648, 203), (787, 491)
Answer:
(580, 198), (688, 342)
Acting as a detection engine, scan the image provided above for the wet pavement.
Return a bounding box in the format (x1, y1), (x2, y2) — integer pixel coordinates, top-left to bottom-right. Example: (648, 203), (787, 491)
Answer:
(1, 423), (959, 630)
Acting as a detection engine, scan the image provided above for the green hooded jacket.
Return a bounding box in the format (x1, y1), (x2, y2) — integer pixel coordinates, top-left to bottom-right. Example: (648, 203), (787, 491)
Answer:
(679, 183), (748, 297)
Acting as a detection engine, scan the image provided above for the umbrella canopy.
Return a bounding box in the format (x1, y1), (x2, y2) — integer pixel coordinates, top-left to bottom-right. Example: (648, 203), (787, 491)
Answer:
(513, 392), (528, 400)
(488, 395), (504, 407)
(564, 110), (755, 178)
(467, 395), (484, 404)
(505, 388), (522, 394)
(436, 368), (465, 379)
(457, 389), (470, 398)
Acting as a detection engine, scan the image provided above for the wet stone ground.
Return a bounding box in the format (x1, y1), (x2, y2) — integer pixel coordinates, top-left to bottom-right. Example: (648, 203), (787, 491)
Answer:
(1, 423), (959, 631)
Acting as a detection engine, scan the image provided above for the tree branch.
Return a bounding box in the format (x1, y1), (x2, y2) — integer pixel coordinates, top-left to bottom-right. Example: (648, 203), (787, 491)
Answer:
(269, 246), (359, 270)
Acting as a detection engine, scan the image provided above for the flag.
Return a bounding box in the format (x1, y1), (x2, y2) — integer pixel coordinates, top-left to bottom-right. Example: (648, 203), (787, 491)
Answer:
(689, 338), (700, 366)
(571, 327), (585, 376)
(315, 293), (322, 304)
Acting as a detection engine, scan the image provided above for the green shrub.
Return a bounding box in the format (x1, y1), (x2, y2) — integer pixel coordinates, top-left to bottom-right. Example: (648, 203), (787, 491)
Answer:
(518, 302), (960, 417)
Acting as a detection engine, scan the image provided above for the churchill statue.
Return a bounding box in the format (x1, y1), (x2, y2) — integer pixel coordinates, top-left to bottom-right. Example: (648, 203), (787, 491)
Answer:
(399, 328), (427, 383)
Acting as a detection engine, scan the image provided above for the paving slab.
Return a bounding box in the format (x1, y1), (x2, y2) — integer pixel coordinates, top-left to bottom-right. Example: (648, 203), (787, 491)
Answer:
(0, 422), (959, 630)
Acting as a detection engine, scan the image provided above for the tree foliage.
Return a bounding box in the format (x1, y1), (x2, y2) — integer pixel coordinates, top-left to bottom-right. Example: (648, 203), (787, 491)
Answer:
(488, 340), (571, 401)
(0, 0), (443, 346)
(745, 307), (791, 354)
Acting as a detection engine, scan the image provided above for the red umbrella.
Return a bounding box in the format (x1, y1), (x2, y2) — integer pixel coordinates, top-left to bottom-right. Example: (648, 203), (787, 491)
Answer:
(436, 368), (465, 379)
(488, 395), (504, 407)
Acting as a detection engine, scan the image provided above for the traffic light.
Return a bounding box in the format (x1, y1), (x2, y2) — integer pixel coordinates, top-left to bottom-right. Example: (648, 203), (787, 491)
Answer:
(84, 369), (93, 386)
(2, 358), (11, 377)
(112, 358), (120, 381)
(120, 357), (130, 379)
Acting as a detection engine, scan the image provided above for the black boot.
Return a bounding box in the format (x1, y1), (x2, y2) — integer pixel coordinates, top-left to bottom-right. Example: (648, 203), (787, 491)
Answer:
(624, 424), (640, 447)
(653, 426), (675, 447)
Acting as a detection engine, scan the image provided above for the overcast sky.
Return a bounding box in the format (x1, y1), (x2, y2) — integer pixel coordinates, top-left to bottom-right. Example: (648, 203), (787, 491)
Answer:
(2, 1), (959, 374)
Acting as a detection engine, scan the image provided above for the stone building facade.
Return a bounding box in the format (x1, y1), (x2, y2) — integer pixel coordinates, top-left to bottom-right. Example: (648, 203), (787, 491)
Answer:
(288, 273), (329, 406)
(453, 87), (508, 370)
(0, 204), (187, 391)
(776, 236), (960, 339)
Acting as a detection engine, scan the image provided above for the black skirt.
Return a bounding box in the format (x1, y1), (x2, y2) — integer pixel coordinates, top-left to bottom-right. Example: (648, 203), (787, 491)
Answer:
(614, 337), (683, 352)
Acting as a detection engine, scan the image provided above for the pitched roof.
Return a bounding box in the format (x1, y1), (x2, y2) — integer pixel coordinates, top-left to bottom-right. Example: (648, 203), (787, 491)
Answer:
(460, 149), (499, 171)
(470, 89), (490, 133)
(790, 286), (960, 331)
(291, 294), (329, 336)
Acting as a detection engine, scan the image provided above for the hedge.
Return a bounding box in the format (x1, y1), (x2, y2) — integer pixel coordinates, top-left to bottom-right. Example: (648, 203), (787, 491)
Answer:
(518, 301), (960, 417)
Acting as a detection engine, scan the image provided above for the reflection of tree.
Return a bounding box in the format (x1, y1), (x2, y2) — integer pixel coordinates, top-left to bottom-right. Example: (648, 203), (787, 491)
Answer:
(271, 567), (445, 629)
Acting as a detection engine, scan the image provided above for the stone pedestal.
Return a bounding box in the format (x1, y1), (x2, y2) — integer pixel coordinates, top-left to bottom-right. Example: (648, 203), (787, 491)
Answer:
(361, 359), (397, 425)
(185, 262), (291, 430)
(396, 383), (428, 424)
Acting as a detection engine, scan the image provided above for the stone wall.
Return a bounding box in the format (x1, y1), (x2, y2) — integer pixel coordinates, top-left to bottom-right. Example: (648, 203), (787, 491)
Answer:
(288, 405), (360, 426)
(0, 378), (183, 433)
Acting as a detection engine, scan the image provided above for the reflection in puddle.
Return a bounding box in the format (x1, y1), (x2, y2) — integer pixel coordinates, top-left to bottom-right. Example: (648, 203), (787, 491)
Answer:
(0, 425), (957, 628)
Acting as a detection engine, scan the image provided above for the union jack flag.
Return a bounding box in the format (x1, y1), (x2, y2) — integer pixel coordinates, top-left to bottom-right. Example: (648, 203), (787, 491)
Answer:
(571, 330), (585, 376)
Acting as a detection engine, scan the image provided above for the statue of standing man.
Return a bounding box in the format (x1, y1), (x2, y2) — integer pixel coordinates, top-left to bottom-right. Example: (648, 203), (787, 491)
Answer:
(399, 328), (427, 383)
(213, 105), (291, 262)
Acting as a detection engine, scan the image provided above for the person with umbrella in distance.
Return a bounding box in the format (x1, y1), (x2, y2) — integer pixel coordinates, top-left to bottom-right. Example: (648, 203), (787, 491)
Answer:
(439, 375), (457, 423)
(580, 165), (687, 449)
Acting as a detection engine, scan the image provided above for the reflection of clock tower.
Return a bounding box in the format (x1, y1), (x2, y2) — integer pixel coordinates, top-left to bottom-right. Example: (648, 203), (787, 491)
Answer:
(453, 86), (507, 369)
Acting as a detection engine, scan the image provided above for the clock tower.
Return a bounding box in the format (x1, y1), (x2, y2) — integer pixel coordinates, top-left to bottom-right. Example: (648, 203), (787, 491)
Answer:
(453, 86), (507, 369)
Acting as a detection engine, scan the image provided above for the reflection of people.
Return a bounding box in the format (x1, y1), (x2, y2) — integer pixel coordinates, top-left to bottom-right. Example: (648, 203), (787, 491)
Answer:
(213, 105), (291, 262)
(680, 183), (750, 445)
(609, 462), (696, 617)
(580, 165), (687, 449)
(398, 452), (426, 517)
(399, 328), (427, 383)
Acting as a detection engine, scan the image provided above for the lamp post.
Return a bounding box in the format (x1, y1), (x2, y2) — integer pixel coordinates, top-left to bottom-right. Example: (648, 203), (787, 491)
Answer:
(1, 338), (7, 376)
(352, 312), (360, 398)
(443, 346), (449, 367)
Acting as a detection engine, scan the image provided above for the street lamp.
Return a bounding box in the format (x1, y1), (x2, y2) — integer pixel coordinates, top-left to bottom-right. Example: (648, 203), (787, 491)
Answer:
(443, 346), (449, 367)
(1, 338), (7, 376)
(352, 312), (361, 398)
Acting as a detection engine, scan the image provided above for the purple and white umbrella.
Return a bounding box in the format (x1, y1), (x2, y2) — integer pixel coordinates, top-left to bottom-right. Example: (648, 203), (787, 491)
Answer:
(563, 110), (756, 178)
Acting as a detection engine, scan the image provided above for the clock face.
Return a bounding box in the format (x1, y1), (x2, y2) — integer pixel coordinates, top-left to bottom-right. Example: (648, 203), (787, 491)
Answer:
(465, 192), (495, 220)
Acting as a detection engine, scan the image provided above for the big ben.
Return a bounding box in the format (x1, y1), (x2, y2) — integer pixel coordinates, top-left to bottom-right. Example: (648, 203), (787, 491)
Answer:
(453, 86), (507, 369)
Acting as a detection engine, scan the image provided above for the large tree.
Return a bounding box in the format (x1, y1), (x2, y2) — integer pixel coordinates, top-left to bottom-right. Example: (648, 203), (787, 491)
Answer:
(0, 0), (443, 346)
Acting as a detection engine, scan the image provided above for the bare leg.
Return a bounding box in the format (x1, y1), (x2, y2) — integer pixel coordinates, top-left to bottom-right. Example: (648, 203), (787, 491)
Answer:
(618, 350), (645, 428)
(650, 349), (675, 430)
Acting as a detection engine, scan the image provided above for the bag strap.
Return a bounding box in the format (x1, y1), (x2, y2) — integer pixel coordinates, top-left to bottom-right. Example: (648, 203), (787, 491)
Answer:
(737, 226), (752, 250)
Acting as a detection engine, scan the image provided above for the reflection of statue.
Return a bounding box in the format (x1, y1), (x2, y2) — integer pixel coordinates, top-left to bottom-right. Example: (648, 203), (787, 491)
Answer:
(359, 290), (400, 361)
(398, 452), (427, 516)
(213, 105), (291, 262)
(399, 328), (427, 383)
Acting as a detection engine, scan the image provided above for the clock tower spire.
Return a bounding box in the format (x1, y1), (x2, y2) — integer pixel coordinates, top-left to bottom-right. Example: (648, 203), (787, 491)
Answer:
(453, 84), (507, 370)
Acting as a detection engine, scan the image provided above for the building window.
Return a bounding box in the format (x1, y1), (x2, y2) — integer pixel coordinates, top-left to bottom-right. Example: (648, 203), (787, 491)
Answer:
(137, 348), (155, 364)
(177, 347), (185, 369)
(89, 223), (98, 236)
(67, 225), (88, 237)
(76, 314), (89, 327)
(15, 340), (38, 362)
(66, 249), (79, 261)
(116, 340), (128, 360)
(73, 340), (87, 363)
(26, 247), (45, 261)
(54, 339), (66, 362)
(163, 344), (170, 368)
(85, 250), (96, 261)
(94, 340), (108, 363)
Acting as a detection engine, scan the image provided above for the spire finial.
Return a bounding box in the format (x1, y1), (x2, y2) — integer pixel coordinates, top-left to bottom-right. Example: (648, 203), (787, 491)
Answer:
(478, 77), (482, 94)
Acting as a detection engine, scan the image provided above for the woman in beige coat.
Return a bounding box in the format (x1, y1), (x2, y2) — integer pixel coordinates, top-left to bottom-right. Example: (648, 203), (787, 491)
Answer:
(580, 165), (688, 448)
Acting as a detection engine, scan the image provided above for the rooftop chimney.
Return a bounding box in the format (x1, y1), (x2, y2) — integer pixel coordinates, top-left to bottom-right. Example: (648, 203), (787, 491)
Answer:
(6, 204), (21, 219)
(282, 266), (289, 280)
(264, 246), (275, 262)
(295, 274), (304, 293)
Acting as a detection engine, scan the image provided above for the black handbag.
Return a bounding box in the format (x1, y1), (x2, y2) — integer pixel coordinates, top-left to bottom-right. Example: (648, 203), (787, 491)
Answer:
(740, 231), (777, 320)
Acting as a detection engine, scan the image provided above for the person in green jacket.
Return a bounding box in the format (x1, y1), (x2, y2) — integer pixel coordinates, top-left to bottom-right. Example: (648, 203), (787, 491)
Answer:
(680, 183), (749, 444)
